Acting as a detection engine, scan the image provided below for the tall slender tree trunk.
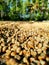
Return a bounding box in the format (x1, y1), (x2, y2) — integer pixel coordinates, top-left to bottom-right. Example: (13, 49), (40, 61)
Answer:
(48, 0), (49, 8)
(0, 9), (4, 20)
(22, 0), (26, 15)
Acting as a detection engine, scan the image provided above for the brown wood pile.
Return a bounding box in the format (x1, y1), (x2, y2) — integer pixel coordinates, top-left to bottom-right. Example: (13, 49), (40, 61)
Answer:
(0, 22), (49, 65)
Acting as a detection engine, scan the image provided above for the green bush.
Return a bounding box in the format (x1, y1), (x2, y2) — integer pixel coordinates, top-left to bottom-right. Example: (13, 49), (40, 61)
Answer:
(0, 0), (49, 21)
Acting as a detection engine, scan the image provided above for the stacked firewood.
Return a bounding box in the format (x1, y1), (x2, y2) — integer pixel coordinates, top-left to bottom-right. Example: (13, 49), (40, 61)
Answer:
(0, 22), (49, 65)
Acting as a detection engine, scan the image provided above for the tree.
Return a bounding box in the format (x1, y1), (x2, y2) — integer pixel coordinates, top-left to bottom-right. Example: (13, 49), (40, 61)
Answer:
(0, 0), (49, 21)
(0, 0), (10, 20)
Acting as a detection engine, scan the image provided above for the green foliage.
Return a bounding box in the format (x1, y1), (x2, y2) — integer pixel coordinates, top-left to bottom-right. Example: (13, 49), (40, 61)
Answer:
(0, 0), (10, 20)
(0, 0), (49, 21)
